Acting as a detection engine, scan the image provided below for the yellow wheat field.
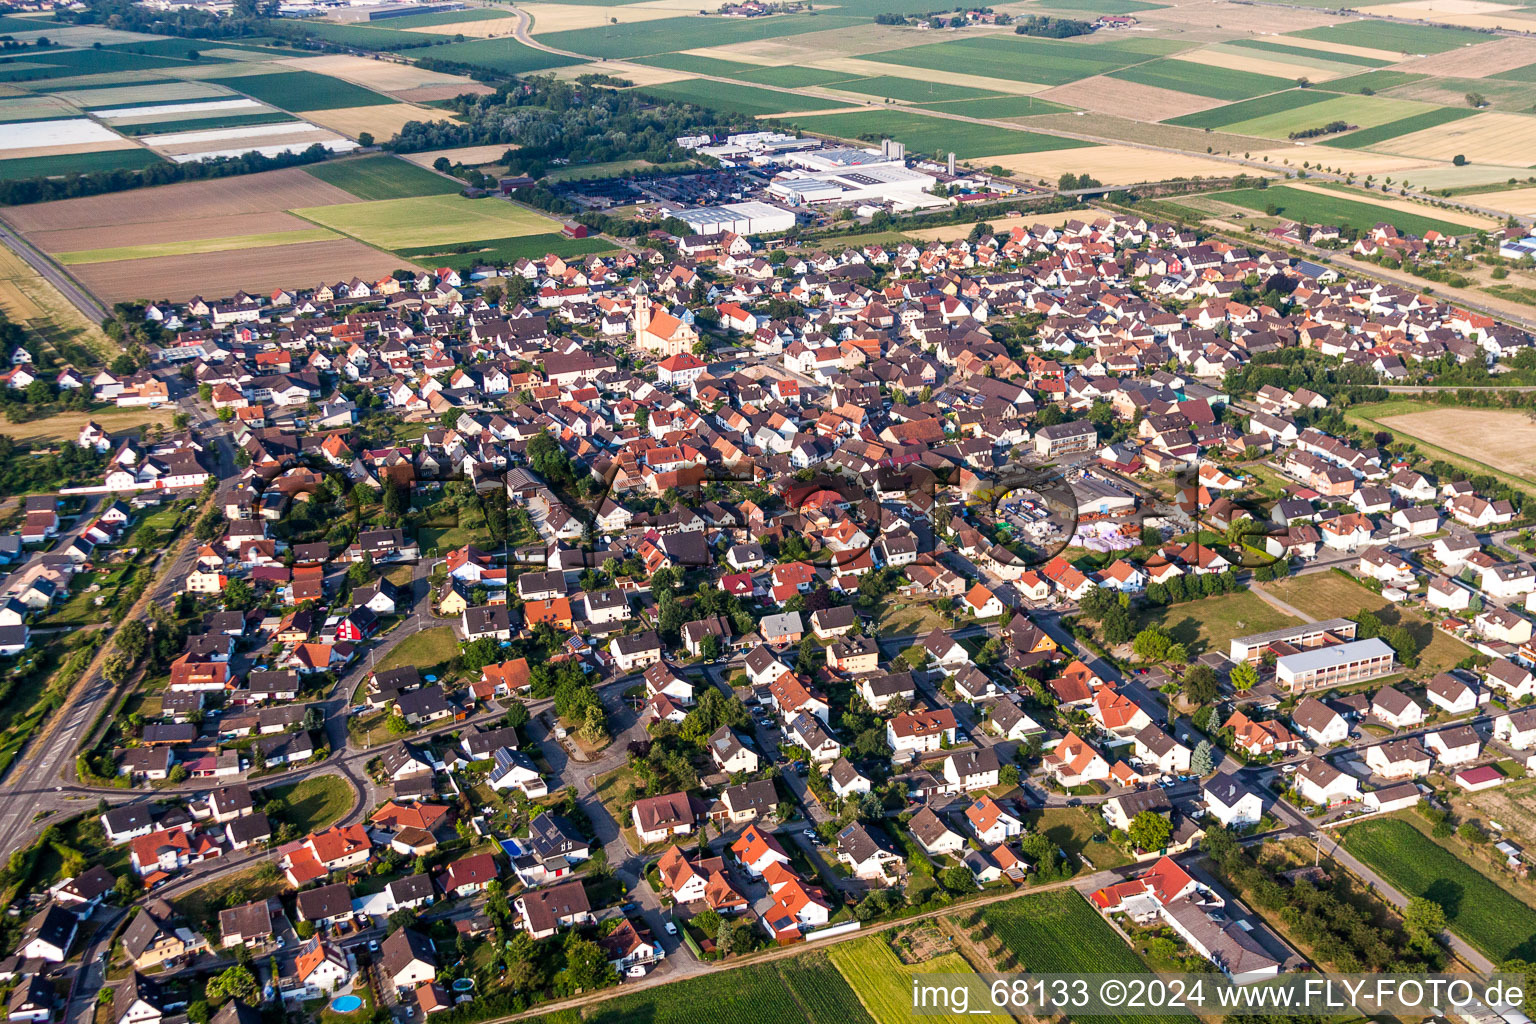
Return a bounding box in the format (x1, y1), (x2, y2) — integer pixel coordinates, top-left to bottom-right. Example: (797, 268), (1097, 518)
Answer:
(1169, 48), (1345, 82)
(1384, 111), (1536, 165)
(1393, 35), (1536, 77)
(990, 145), (1261, 185)
(303, 103), (447, 140)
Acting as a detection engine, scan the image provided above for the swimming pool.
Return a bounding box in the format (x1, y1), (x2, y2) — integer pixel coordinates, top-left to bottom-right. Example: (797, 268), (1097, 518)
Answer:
(329, 996), (363, 1013)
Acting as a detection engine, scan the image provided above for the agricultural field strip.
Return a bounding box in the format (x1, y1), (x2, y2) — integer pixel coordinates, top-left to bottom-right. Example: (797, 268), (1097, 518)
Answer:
(52, 227), (341, 265)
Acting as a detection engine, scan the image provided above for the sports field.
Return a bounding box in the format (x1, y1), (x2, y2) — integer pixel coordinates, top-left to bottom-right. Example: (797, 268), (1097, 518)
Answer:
(291, 193), (562, 249)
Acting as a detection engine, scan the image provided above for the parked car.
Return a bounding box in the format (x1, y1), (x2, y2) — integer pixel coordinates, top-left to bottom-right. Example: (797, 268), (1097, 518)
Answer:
(664, 921), (677, 936)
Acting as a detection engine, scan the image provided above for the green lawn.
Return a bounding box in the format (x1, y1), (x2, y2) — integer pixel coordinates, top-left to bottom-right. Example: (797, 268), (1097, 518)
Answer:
(1109, 58), (1297, 100)
(374, 625), (460, 674)
(0, 147), (164, 181)
(292, 193), (559, 249)
(268, 773), (353, 834)
(1320, 106), (1479, 149)
(1130, 588), (1300, 658)
(1024, 806), (1131, 868)
(208, 70), (396, 111)
(1287, 19), (1489, 55)
(1340, 816), (1536, 961)
(638, 78), (846, 116)
(789, 108), (1093, 158)
(304, 154), (462, 201)
(1208, 184), (1470, 237)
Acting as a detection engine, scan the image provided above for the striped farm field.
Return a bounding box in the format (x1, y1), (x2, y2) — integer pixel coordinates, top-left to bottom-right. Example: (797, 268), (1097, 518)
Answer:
(0, 148), (163, 182)
(207, 70), (394, 111)
(291, 193), (560, 249)
(864, 35), (1181, 87)
(637, 78), (846, 115)
(536, 13), (863, 59)
(1287, 19), (1488, 53)
(1317, 69), (1428, 93)
(1165, 88), (1332, 128)
(404, 38), (582, 75)
(1108, 58), (1296, 100)
(303, 154), (464, 201)
(789, 108), (1093, 157)
(827, 76), (1007, 103)
(1320, 106), (1478, 147)
(1379, 110), (1536, 164)
(919, 94), (1076, 117)
(1218, 94), (1435, 138)
(1228, 37), (1392, 66)
(828, 937), (977, 1024)
(1209, 184), (1471, 236)
(368, 7), (515, 27)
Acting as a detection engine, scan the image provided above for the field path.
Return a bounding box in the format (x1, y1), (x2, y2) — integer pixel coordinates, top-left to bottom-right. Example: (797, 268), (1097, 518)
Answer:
(1250, 581), (1316, 624)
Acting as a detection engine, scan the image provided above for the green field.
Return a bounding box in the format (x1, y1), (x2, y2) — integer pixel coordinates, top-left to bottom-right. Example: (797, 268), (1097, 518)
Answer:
(635, 54), (852, 87)
(293, 193), (558, 249)
(537, 13), (863, 60)
(304, 154), (462, 201)
(1320, 106), (1479, 148)
(1211, 184), (1467, 236)
(1317, 69), (1428, 94)
(1496, 61), (1536, 82)
(864, 35), (1180, 87)
(118, 110), (298, 136)
(638, 78), (845, 116)
(830, 75), (1007, 103)
(0, 47), (194, 82)
(370, 7), (516, 27)
(1228, 37), (1392, 67)
(791, 108), (1093, 157)
(208, 70), (394, 111)
(1340, 817), (1536, 961)
(1109, 58), (1296, 100)
(1166, 88), (1332, 129)
(0, 147), (165, 181)
(293, 20), (451, 48)
(1129, 588), (1300, 658)
(921, 94), (1076, 117)
(543, 953), (878, 1024)
(828, 938), (977, 1024)
(55, 228), (339, 265)
(1287, 20), (1487, 54)
(397, 232), (615, 264)
(268, 773), (354, 834)
(1035, 0), (1166, 11)
(375, 625), (460, 674)
(408, 36), (583, 74)
(980, 890), (1174, 1024)
(1219, 94), (1433, 139)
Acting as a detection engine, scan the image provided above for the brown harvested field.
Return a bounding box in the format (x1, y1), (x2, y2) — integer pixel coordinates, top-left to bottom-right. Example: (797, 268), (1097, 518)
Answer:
(522, 2), (679, 32)
(400, 144), (513, 168)
(994, 144), (1260, 185)
(1169, 47), (1344, 81)
(49, 81), (234, 107)
(703, 22), (950, 63)
(5, 138), (143, 160)
(403, 17), (518, 36)
(1268, 146), (1438, 176)
(1135, 0), (1344, 35)
(1459, 185), (1536, 217)
(1360, 0), (1536, 29)
(276, 54), (481, 94)
(1395, 35), (1536, 76)
(0, 242), (117, 362)
(25, 211), (325, 256)
(1248, 33), (1404, 63)
(1, 166), (359, 232)
(70, 237), (412, 303)
(392, 82), (497, 102)
(1385, 111), (1536, 164)
(0, 407), (175, 444)
(574, 61), (694, 86)
(1038, 74), (1223, 120)
(303, 103), (445, 140)
(1375, 406), (1536, 477)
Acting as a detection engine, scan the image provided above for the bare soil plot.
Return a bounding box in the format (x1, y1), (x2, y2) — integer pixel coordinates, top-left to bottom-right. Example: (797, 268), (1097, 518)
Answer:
(26, 210), (326, 255)
(274, 53), (480, 93)
(1384, 110), (1536, 163)
(1393, 34), (1536, 76)
(991, 144), (1257, 184)
(1374, 406), (1536, 477)
(1038, 73), (1223, 119)
(804, 55), (1047, 94)
(71, 236), (410, 303)
(0, 165), (360, 232)
(303, 102), (444, 139)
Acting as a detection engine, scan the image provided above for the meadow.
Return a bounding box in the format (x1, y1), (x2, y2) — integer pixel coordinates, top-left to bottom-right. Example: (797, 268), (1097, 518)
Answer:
(303, 154), (462, 201)
(290, 193), (560, 249)
(790, 109), (1093, 158)
(1208, 184), (1468, 236)
(1127, 588), (1298, 657)
(1339, 817), (1536, 961)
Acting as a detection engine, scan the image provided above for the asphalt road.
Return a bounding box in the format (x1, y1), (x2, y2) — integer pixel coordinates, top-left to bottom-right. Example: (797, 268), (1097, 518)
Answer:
(0, 219), (107, 325)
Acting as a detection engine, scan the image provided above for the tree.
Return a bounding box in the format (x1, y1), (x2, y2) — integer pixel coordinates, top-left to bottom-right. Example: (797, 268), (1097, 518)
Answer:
(554, 931), (616, 994)
(205, 965), (260, 1006)
(1403, 896), (1446, 939)
(1132, 627), (1173, 662)
(116, 619), (150, 659)
(999, 763), (1020, 788)
(1183, 663), (1219, 704)
(1229, 661), (1259, 692)
(1190, 739), (1215, 776)
(1127, 810), (1173, 852)
(939, 865), (976, 894)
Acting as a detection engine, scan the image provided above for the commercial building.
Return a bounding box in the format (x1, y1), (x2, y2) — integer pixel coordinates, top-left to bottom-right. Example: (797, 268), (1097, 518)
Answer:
(666, 201), (797, 236)
(1228, 618), (1358, 665)
(767, 159), (940, 210)
(1274, 638), (1395, 692)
